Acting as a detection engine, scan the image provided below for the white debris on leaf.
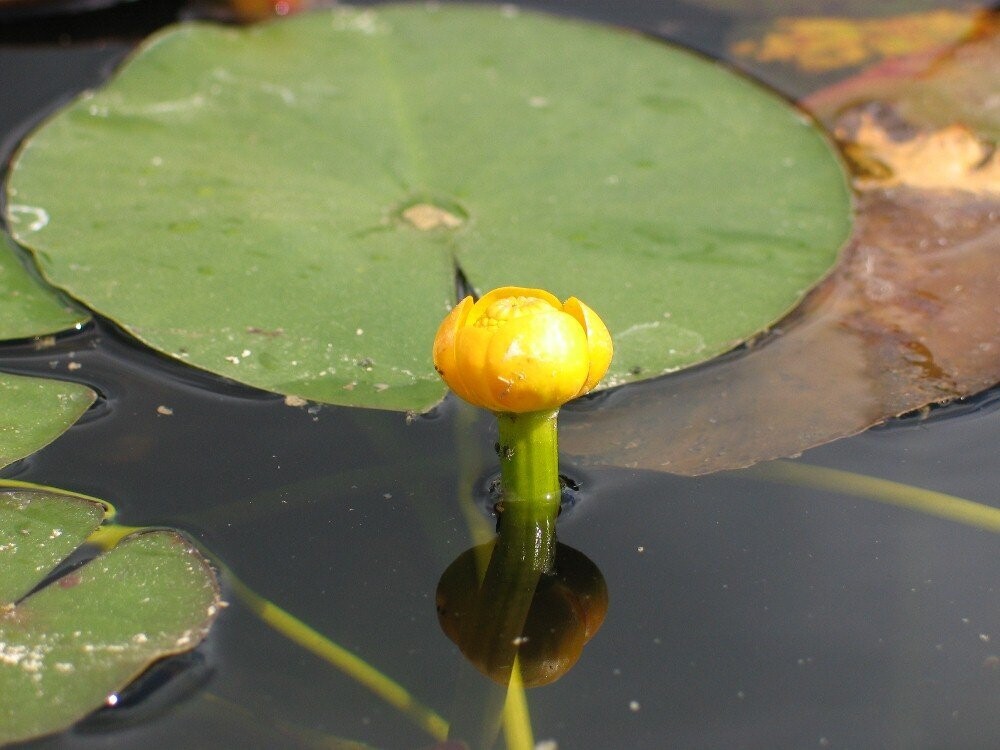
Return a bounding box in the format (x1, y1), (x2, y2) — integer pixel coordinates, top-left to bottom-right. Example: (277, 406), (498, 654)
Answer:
(6, 205), (50, 233)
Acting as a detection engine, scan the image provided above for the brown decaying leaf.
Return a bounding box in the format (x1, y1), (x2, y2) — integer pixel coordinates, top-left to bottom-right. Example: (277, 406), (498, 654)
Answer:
(804, 13), (1000, 139)
(729, 10), (982, 72)
(561, 19), (1000, 475)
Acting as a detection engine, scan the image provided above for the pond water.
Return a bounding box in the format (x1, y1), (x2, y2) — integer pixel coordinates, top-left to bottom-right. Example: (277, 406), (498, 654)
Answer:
(2, 1), (999, 749)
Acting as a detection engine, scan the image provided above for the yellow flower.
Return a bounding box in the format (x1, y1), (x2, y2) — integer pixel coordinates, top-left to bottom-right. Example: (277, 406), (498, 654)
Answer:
(433, 287), (613, 413)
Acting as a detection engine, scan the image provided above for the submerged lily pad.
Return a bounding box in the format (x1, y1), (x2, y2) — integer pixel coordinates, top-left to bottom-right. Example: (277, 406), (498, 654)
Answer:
(693, 0), (977, 18)
(805, 16), (1000, 142)
(0, 484), (221, 745)
(0, 371), (95, 470)
(4, 5), (851, 411)
(729, 9), (982, 73)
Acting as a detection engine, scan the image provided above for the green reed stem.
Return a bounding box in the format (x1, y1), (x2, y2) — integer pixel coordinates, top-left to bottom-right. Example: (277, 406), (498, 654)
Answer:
(225, 567), (450, 741)
(753, 460), (1000, 534)
(86, 521), (449, 743)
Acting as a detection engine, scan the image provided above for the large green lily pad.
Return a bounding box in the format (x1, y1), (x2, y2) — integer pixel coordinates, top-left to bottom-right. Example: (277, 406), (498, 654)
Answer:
(4, 5), (851, 411)
(0, 371), (95, 470)
(0, 484), (221, 744)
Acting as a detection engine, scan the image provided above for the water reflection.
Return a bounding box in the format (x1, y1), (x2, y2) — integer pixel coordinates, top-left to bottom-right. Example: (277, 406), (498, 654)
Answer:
(436, 532), (607, 688)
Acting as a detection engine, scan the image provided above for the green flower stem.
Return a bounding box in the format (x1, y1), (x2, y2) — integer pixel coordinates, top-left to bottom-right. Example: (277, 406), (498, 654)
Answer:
(446, 402), (536, 750)
(495, 409), (561, 574)
(448, 409), (562, 689)
(461, 536), (545, 683)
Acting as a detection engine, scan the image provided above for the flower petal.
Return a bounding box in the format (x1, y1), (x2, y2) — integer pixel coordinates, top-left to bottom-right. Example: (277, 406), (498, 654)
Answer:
(562, 297), (614, 394)
(432, 296), (481, 406)
(454, 322), (502, 410)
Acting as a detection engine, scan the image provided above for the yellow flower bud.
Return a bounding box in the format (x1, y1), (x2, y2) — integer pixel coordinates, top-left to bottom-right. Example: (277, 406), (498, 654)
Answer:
(433, 287), (613, 413)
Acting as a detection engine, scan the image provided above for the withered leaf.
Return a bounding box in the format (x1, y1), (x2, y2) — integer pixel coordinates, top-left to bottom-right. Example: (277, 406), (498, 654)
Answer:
(836, 110), (999, 194)
(804, 14), (1000, 139)
(729, 10), (983, 73)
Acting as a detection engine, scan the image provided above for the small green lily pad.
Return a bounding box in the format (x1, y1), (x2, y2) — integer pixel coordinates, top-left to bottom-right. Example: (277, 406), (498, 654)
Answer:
(0, 487), (106, 604)
(0, 484), (221, 745)
(0, 229), (92, 471)
(5, 5), (851, 411)
(0, 234), (88, 341)
(0, 372), (95, 471)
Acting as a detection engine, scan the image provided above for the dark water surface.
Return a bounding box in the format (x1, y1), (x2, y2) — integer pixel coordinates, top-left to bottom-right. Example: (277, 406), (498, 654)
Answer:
(2, 2), (999, 749)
